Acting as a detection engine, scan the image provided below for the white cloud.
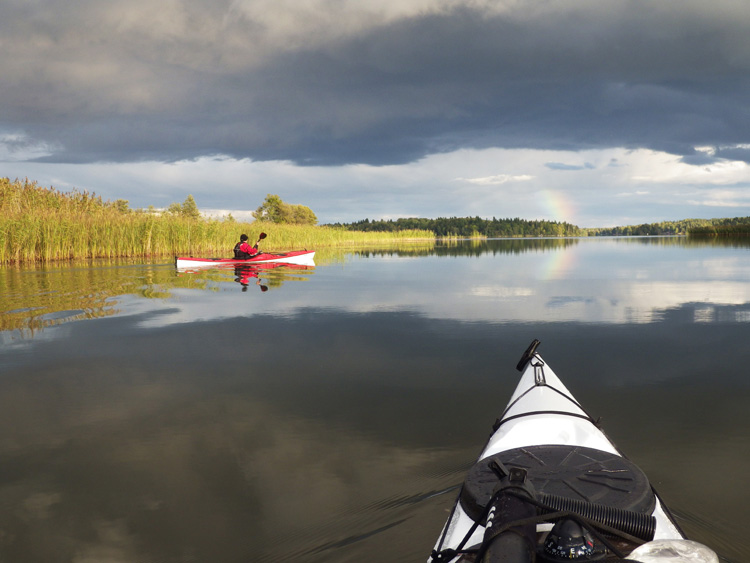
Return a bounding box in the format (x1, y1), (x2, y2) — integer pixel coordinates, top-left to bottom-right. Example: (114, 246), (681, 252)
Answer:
(459, 174), (534, 185)
(686, 198), (748, 208)
(616, 191), (650, 197)
(3, 145), (750, 227)
(631, 152), (750, 185)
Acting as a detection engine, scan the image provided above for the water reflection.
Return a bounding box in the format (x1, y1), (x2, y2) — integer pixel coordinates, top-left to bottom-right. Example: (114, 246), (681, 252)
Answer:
(1, 239), (750, 562)
(351, 237), (581, 258)
(1, 309), (748, 562)
(230, 263), (315, 293)
(346, 234), (750, 258)
(233, 264), (268, 291)
(4, 237), (750, 338)
(176, 262), (315, 293)
(0, 259), (316, 334)
(333, 237), (750, 326)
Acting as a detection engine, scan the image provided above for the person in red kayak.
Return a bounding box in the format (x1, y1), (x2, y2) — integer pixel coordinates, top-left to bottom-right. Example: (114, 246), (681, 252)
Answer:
(233, 234), (259, 259)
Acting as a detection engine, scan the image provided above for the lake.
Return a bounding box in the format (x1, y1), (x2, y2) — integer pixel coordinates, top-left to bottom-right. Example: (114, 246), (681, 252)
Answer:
(0, 237), (748, 562)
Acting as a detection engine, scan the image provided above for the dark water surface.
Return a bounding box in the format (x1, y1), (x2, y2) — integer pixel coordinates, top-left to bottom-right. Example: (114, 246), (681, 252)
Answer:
(0, 237), (748, 562)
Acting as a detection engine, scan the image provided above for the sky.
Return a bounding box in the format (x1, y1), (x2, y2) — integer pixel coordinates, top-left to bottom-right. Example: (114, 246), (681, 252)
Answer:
(2, 0), (750, 227)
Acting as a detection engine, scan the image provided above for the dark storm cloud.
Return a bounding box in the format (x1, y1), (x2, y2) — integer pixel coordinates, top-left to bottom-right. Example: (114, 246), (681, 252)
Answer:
(2, 0), (750, 166)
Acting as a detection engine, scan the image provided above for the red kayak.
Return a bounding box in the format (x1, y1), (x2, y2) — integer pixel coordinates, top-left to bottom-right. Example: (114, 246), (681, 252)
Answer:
(175, 250), (315, 268)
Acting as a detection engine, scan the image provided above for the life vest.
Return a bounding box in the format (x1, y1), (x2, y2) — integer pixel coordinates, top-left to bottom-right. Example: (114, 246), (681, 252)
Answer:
(234, 242), (251, 259)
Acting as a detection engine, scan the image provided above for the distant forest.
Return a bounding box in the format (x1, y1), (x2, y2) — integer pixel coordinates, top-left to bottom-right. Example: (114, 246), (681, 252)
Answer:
(590, 216), (750, 236)
(330, 217), (584, 237)
(330, 216), (750, 237)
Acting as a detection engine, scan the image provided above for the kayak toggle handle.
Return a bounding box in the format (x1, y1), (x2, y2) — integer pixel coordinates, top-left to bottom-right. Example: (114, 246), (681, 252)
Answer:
(516, 339), (541, 372)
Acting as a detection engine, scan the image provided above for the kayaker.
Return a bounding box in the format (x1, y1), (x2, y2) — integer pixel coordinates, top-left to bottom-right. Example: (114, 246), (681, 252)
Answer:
(233, 234), (259, 259)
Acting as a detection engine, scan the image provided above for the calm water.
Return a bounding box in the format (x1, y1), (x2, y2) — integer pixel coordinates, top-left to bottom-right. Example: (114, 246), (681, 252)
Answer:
(0, 237), (748, 562)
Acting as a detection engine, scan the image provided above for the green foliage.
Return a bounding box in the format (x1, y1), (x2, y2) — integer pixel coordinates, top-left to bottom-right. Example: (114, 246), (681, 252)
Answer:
(688, 217), (750, 236)
(112, 199), (131, 213)
(0, 178), (433, 264)
(167, 194), (201, 220)
(253, 194), (285, 223)
(589, 217), (750, 236)
(9, 175), (750, 265)
(0, 177), (111, 216)
(337, 215), (750, 238)
(253, 194), (318, 225)
(333, 216), (584, 237)
(288, 203), (318, 225)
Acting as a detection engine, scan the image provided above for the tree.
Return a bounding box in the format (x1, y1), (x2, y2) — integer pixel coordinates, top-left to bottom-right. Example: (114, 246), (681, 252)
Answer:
(180, 194), (201, 220)
(167, 195), (201, 220)
(289, 204), (318, 225)
(253, 194), (317, 225)
(112, 199), (131, 213)
(253, 194), (286, 223)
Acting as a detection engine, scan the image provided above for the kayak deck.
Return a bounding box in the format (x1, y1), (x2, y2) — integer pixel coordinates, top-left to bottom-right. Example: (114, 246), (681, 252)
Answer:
(429, 340), (718, 563)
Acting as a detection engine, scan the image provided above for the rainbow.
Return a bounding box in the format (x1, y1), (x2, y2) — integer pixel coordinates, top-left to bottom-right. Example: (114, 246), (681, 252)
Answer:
(540, 247), (576, 281)
(538, 190), (578, 281)
(540, 189), (576, 224)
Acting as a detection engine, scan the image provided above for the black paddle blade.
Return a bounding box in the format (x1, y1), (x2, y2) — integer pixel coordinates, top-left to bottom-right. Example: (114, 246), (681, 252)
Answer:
(259, 232), (267, 239)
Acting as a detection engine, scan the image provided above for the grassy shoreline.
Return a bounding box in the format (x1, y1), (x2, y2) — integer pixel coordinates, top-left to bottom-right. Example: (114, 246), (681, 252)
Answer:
(6, 177), (749, 264)
(0, 178), (434, 264)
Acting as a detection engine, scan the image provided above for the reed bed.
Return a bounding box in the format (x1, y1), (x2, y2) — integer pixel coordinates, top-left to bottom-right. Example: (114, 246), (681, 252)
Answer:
(0, 178), (434, 264)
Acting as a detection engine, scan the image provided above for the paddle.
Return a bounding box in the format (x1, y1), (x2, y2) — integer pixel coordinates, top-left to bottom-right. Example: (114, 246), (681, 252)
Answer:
(254, 232), (267, 250)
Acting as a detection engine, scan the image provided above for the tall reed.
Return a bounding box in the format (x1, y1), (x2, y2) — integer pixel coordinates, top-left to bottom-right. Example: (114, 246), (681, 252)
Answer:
(1, 178), (434, 264)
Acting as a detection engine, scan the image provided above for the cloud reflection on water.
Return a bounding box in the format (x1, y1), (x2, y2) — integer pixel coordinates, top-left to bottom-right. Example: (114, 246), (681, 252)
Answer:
(1, 253), (750, 562)
(133, 239), (750, 329)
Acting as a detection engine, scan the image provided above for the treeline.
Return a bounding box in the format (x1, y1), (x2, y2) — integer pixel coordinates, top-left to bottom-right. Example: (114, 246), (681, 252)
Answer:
(588, 217), (750, 237)
(331, 217), (585, 237)
(688, 221), (750, 236)
(332, 215), (750, 238)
